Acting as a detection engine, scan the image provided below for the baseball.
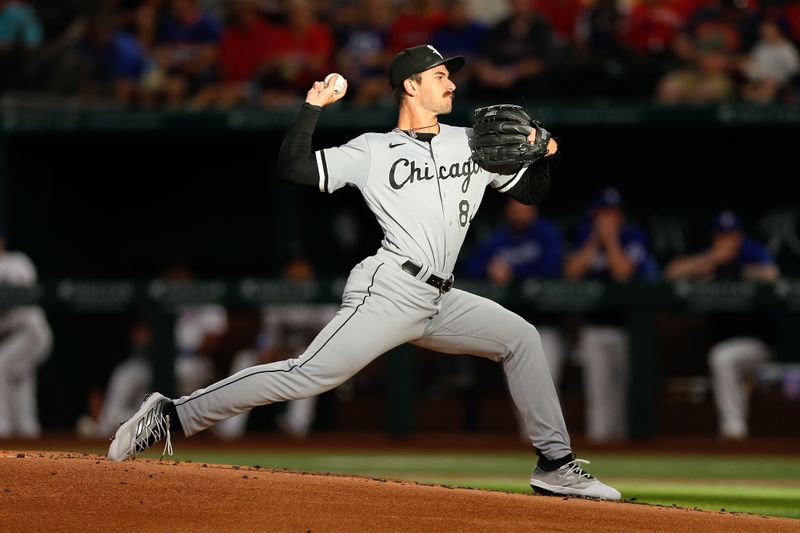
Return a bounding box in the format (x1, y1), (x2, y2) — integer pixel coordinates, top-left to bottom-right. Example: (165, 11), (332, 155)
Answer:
(324, 73), (346, 95)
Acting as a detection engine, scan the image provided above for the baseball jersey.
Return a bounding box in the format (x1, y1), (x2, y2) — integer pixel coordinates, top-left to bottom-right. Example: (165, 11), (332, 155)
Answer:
(707, 238), (778, 342)
(315, 124), (528, 275)
(175, 305), (228, 357)
(712, 239), (776, 280)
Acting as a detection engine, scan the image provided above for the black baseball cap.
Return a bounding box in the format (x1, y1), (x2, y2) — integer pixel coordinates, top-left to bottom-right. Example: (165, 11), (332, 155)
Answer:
(388, 44), (465, 89)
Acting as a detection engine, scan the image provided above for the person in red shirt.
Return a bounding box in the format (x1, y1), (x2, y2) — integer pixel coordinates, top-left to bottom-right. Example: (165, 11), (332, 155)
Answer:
(533, 0), (582, 44)
(192, 0), (275, 108)
(260, 0), (334, 107)
(386, 0), (448, 55)
(622, 0), (685, 56)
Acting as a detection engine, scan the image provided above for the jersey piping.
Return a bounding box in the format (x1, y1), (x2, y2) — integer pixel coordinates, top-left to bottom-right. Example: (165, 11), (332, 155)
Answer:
(315, 150), (329, 193)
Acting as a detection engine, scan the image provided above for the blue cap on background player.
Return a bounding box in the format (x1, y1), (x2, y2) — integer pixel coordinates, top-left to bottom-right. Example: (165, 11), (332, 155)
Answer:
(589, 186), (623, 212)
(388, 44), (465, 89)
(712, 209), (742, 232)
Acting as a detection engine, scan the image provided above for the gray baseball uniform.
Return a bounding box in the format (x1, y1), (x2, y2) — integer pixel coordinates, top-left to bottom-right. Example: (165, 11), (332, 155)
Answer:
(174, 117), (571, 459)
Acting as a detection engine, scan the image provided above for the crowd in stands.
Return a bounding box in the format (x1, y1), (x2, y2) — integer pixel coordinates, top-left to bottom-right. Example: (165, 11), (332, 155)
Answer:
(2, 0), (800, 108)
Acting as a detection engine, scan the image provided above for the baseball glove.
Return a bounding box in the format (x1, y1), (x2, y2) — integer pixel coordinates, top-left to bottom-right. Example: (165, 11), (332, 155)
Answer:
(470, 104), (551, 175)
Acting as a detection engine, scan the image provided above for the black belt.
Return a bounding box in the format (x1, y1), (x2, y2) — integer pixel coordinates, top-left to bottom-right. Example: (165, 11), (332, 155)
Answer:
(401, 261), (454, 293)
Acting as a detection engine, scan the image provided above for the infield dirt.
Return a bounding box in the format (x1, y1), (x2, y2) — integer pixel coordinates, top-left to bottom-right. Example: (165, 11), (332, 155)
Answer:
(1, 450), (798, 532)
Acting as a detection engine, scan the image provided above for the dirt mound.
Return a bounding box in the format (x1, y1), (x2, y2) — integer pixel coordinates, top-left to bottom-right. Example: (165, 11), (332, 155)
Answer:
(1, 450), (797, 533)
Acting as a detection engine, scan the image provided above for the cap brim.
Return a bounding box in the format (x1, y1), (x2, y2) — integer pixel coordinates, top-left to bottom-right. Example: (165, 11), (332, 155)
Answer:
(434, 56), (465, 76)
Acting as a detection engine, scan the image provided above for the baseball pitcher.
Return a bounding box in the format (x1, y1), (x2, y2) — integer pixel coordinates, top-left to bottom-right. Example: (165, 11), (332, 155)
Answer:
(108, 44), (620, 500)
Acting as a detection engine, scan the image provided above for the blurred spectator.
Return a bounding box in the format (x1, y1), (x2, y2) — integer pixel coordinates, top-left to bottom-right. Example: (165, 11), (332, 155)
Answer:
(333, 0), (393, 107)
(193, 0), (274, 108)
(213, 253), (341, 440)
(665, 209), (780, 441)
(680, 0), (760, 56)
(574, 0), (621, 56)
(739, 17), (800, 104)
(118, 0), (167, 51)
(325, 0), (360, 41)
(473, 0), (558, 100)
(147, 0), (221, 106)
(781, 0), (800, 44)
(462, 198), (566, 390)
(534, 0), (581, 46)
(564, 186), (659, 442)
(621, 0), (685, 58)
(75, 11), (149, 106)
(431, 0), (487, 96)
(0, 0), (44, 92)
(260, 0), (334, 107)
(655, 43), (737, 103)
(654, 0), (762, 104)
(386, 0), (448, 55)
(568, 0), (647, 99)
(0, 228), (53, 439)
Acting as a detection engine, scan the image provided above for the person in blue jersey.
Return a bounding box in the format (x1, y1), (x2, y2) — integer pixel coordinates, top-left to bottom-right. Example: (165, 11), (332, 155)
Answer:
(564, 186), (659, 442)
(666, 209), (780, 440)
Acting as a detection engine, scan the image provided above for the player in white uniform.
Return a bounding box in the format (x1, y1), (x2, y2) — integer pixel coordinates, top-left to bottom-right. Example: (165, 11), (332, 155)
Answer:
(78, 305), (227, 439)
(108, 45), (620, 500)
(0, 230), (53, 438)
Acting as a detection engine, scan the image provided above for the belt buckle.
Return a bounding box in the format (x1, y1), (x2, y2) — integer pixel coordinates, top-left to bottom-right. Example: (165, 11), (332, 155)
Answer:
(440, 275), (454, 293)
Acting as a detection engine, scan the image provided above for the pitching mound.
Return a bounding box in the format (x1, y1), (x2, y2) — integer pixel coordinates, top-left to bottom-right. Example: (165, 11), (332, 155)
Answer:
(1, 450), (797, 532)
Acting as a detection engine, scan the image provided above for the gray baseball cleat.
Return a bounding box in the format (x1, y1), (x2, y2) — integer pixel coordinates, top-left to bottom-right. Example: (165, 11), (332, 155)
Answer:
(530, 458), (621, 500)
(107, 392), (173, 462)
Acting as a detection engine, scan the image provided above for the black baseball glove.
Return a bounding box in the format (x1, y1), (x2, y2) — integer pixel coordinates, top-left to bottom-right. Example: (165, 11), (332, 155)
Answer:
(470, 104), (551, 175)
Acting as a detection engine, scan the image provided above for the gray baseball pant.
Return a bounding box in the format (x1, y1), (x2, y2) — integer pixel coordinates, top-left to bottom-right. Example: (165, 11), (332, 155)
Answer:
(175, 252), (572, 459)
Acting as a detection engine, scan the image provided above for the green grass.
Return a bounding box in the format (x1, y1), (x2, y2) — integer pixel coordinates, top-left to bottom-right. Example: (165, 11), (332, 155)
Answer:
(136, 449), (800, 519)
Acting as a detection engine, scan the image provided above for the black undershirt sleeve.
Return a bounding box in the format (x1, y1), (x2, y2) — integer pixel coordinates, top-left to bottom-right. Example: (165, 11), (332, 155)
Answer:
(275, 102), (324, 186)
(504, 151), (560, 205)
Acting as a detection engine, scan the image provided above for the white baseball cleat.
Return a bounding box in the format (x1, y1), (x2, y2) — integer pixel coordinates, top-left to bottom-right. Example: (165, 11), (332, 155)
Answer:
(530, 459), (621, 500)
(107, 392), (173, 462)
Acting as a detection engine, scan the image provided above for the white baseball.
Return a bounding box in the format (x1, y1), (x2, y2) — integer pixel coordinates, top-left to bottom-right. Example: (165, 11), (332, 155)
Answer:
(324, 73), (346, 95)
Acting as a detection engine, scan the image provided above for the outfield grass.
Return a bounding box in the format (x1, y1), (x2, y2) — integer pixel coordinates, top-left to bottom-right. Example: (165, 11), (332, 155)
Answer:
(141, 449), (800, 519)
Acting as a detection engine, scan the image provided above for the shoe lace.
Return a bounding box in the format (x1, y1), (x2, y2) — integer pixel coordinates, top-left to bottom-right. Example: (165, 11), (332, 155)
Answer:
(160, 415), (173, 461)
(133, 407), (173, 460)
(565, 459), (594, 479)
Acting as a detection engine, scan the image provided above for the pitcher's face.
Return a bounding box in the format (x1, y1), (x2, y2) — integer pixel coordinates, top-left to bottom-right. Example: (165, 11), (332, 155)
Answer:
(417, 65), (456, 115)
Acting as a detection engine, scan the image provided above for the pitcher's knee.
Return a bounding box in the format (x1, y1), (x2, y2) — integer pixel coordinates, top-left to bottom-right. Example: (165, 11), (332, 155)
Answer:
(505, 324), (545, 361)
(522, 323), (543, 347)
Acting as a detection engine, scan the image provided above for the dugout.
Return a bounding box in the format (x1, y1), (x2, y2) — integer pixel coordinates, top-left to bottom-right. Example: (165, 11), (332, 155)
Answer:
(1, 101), (799, 438)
